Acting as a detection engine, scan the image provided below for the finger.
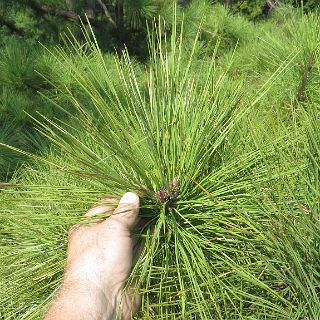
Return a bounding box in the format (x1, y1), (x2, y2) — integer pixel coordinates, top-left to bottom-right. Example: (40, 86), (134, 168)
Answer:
(85, 205), (115, 217)
(107, 192), (140, 231)
(85, 197), (118, 220)
(68, 224), (81, 239)
(93, 196), (118, 210)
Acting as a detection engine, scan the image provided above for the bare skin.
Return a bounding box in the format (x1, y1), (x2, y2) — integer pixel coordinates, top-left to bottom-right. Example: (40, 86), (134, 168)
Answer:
(45, 192), (141, 320)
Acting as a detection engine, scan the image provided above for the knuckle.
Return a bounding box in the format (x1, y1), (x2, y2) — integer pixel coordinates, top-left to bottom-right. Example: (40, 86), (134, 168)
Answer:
(68, 224), (81, 239)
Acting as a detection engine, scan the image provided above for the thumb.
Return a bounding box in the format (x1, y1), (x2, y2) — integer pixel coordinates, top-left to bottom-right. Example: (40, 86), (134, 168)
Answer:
(107, 192), (140, 231)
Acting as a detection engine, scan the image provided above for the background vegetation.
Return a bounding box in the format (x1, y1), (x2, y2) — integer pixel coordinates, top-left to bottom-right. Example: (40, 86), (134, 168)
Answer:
(0, 0), (320, 179)
(0, 1), (320, 319)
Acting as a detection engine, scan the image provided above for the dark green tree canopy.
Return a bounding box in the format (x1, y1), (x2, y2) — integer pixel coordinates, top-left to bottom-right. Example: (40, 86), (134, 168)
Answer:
(1, 1), (319, 50)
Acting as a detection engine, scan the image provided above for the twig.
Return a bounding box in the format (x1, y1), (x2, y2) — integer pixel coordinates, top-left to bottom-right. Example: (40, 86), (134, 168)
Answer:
(96, 0), (116, 27)
(25, 0), (106, 29)
(267, 0), (279, 9)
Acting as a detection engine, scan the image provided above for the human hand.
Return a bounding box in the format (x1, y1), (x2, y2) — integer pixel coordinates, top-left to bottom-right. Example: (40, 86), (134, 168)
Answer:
(45, 192), (141, 320)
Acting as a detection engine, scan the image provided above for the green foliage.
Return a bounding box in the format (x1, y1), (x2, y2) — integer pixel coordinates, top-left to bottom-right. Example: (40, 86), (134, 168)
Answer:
(182, 2), (257, 54)
(0, 37), (67, 180)
(228, 0), (268, 20)
(220, 0), (320, 20)
(125, 0), (159, 29)
(0, 120), (23, 180)
(1, 4), (320, 319)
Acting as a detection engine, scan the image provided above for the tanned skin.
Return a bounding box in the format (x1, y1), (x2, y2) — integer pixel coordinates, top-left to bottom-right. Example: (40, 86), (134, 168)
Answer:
(45, 192), (141, 320)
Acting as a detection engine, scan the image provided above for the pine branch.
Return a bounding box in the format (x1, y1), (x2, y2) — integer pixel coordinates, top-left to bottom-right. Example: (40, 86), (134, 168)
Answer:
(267, 0), (281, 10)
(295, 51), (316, 106)
(0, 15), (25, 36)
(96, 0), (116, 27)
(25, 0), (106, 29)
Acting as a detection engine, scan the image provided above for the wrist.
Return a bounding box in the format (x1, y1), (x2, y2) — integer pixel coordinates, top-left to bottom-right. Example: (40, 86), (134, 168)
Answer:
(46, 275), (116, 320)
(65, 262), (121, 298)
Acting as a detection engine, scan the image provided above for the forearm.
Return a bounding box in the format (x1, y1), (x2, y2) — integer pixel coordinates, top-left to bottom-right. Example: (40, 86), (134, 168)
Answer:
(45, 279), (116, 320)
